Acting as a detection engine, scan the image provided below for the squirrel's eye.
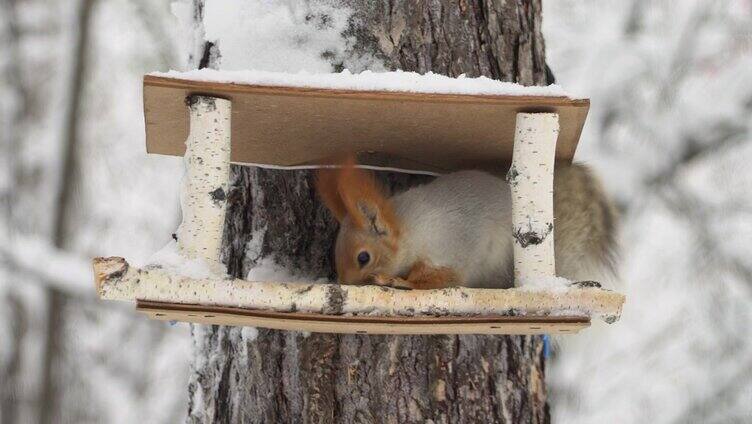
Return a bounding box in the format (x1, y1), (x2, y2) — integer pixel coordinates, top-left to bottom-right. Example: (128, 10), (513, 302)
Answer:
(357, 251), (370, 267)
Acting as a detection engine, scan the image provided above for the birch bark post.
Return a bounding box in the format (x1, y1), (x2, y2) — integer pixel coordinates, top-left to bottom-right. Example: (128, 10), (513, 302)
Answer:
(178, 95), (232, 271)
(508, 113), (559, 284)
(187, 1), (553, 423)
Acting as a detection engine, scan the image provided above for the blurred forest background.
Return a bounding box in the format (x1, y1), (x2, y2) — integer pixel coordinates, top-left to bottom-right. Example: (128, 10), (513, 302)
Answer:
(1, 0), (750, 423)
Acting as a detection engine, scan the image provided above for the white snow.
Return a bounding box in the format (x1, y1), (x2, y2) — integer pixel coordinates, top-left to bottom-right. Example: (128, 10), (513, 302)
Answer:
(3, 235), (92, 296)
(202, 0), (353, 73)
(149, 238), (319, 283)
(246, 256), (328, 284)
(240, 326), (258, 342)
(148, 240), (216, 280)
(517, 276), (571, 292)
(170, 0), (204, 71)
(149, 68), (572, 98)
(245, 257), (302, 282)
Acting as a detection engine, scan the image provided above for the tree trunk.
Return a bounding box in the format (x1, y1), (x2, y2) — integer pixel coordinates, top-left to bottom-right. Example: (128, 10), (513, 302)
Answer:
(187, 1), (551, 423)
(40, 0), (97, 423)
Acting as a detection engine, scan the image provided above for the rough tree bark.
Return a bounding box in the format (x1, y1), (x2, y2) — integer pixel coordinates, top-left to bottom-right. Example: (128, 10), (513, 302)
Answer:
(187, 1), (551, 423)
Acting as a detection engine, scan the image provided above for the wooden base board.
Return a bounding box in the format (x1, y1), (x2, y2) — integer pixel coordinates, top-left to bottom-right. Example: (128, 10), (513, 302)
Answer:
(136, 300), (590, 335)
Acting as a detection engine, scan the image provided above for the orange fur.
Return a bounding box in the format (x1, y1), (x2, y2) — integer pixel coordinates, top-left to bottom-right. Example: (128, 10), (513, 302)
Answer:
(315, 165), (348, 222)
(316, 155), (400, 238)
(336, 157), (400, 238)
(316, 155), (406, 285)
(366, 262), (460, 290)
(405, 261), (460, 289)
(365, 273), (413, 289)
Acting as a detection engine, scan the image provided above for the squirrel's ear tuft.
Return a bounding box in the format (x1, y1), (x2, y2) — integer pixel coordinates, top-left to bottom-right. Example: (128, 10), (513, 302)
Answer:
(316, 155), (400, 239)
(315, 166), (348, 222)
(336, 157), (400, 239)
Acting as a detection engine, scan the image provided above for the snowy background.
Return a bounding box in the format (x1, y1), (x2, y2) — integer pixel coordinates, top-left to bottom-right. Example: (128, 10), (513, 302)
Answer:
(2, 0), (751, 423)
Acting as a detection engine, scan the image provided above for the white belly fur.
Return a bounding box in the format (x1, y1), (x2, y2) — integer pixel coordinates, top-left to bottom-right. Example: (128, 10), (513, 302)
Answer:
(392, 171), (514, 288)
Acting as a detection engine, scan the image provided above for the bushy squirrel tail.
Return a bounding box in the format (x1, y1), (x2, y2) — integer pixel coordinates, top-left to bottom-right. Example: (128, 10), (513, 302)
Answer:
(553, 163), (619, 281)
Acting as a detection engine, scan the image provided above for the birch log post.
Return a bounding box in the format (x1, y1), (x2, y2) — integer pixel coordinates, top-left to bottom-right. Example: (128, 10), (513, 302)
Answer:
(177, 95), (231, 271)
(507, 113), (560, 285)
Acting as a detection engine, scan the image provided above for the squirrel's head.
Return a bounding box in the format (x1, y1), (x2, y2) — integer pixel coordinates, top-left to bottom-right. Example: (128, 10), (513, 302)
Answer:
(316, 157), (400, 284)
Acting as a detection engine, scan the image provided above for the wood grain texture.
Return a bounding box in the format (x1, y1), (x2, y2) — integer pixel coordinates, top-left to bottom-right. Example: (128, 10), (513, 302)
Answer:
(138, 301), (590, 335)
(143, 75), (588, 174)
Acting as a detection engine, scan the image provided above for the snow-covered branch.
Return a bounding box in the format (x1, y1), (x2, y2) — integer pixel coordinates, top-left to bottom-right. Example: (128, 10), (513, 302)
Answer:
(1, 236), (91, 297)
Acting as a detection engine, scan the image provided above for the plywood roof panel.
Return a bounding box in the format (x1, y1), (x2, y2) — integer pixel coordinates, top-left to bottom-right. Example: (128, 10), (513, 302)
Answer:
(143, 75), (590, 173)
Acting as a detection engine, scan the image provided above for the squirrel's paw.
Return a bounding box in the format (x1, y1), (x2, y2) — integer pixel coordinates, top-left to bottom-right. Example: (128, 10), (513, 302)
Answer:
(366, 274), (414, 290)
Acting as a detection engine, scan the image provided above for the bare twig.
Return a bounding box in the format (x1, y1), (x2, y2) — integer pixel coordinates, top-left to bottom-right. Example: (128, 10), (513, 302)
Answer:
(658, 184), (752, 298)
(672, 357), (752, 424)
(646, 122), (746, 187)
(0, 235), (91, 297)
(0, 293), (27, 424)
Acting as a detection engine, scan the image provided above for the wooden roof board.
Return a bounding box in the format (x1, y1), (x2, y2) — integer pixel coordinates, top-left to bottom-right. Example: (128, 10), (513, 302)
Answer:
(137, 300), (590, 335)
(143, 75), (590, 173)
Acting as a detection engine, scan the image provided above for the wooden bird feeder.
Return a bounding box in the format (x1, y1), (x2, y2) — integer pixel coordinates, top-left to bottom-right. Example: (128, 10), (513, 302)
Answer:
(93, 70), (625, 335)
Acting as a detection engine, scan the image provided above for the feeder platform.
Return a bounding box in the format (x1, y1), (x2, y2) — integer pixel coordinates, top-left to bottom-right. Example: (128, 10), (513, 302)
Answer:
(93, 70), (625, 335)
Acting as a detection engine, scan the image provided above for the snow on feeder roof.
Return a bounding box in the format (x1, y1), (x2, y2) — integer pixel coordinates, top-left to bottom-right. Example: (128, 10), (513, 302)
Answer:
(93, 70), (624, 335)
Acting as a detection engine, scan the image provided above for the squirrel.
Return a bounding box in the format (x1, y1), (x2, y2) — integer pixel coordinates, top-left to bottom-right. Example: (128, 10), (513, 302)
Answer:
(316, 157), (618, 290)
